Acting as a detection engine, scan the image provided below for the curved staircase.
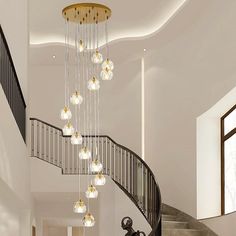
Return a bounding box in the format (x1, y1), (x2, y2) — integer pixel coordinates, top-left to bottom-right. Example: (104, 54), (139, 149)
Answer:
(30, 118), (217, 236)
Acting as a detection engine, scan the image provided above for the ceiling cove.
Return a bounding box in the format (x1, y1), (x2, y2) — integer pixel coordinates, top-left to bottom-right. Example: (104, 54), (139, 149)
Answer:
(29, 0), (188, 47)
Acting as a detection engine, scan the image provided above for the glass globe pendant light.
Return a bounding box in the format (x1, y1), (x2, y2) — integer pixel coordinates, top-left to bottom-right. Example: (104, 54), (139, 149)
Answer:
(82, 213), (95, 227)
(62, 122), (74, 136)
(79, 40), (85, 52)
(91, 50), (103, 64)
(88, 77), (100, 91)
(94, 172), (106, 186)
(60, 106), (72, 120)
(86, 184), (98, 198)
(102, 58), (114, 71)
(71, 131), (82, 145)
(70, 91), (83, 105)
(79, 147), (91, 160)
(100, 68), (113, 80)
(73, 199), (86, 213)
(90, 159), (103, 172)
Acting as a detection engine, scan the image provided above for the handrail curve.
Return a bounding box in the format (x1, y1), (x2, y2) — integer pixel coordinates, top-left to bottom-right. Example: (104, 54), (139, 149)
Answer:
(30, 118), (161, 235)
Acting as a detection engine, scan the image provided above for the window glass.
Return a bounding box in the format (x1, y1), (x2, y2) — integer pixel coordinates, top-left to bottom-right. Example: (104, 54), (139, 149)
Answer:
(224, 109), (236, 135)
(224, 133), (236, 214)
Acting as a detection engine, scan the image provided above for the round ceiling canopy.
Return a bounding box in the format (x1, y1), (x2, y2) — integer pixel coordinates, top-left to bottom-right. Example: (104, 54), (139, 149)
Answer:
(62, 3), (111, 24)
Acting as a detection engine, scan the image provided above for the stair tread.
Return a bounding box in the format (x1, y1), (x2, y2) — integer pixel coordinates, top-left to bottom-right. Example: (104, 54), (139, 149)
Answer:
(162, 228), (205, 236)
(163, 221), (189, 229)
(162, 214), (177, 217)
(163, 229), (202, 231)
(162, 214), (178, 221)
(162, 221), (188, 224)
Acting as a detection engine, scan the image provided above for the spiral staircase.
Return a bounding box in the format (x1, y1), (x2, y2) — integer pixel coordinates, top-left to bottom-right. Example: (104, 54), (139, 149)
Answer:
(30, 118), (217, 236)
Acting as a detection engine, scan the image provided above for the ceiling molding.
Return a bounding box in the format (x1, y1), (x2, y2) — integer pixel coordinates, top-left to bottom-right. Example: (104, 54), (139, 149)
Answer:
(30, 0), (188, 48)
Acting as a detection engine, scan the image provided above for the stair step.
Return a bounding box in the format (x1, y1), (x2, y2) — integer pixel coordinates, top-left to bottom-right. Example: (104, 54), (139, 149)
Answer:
(162, 221), (189, 229)
(162, 229), (204, 236)
(162, 214), (177, 221)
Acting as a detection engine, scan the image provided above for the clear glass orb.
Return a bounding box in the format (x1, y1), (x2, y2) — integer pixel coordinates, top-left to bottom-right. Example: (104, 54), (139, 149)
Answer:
(88, 77), (100, 91)
(82, 213), (95, 227)
(62, 122), (74, 136)
(91, 50), (103, 64)
(79, 40), (85, 52)
(100, 68), (113, 81)
(86, 185), (98, 198)
(71, 131), (83, 145)
(102, 58), (114, 71)
(70, 91), (83, 105)
(79, 147), (91, 160)
(60, 106), (72, 120)
(90, 159), (103, 172)
(94, 172), (106, 186)
(73, 199), (86, 213)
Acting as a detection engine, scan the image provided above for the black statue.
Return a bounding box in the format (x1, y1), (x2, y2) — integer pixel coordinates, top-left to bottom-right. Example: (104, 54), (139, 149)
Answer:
(121, 217), (146, 236)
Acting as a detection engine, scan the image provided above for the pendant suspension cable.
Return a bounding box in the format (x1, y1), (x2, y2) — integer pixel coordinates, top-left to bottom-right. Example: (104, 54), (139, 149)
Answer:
(94, 15), (97, 157)
(64, 19), (69, 106)
(64, 19), (67, 106)
(74, 22), (78, 131)
(82, 21), (86, 147)
(105, 14), (109, 59)
(66, 20), (70, 108)
(85, 13), (90, 213)
(77, 23), (81, 133)
(88, 11), (93, 186)
(96, 12), (100, 162)
(75, 20), (78, 91)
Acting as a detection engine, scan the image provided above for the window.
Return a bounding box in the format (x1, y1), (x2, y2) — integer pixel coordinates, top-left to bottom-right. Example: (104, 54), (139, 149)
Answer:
(221, 104), (236, 214)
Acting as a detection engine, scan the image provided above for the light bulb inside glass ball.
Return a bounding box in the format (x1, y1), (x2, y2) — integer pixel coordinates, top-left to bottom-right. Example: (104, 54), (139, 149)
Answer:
(102, 58), (114, 71)
(70, 91), (83, 105)
(71, 131), (83, 145)
(94, 172), (106, 186)
(62, 122), (74, 136)
(100, 68), (113, 80)
(88, 77), (100, 91)
(86, 185), (98, 198)
(73, 199), (86, 213)
(79, 40), (85, 52)
(60, 106), (72, 120)
(82, 213), (95, 227)
(90, 159), (103, 172)
(79, 147), (91, 160)
(91, 50), (103, 64)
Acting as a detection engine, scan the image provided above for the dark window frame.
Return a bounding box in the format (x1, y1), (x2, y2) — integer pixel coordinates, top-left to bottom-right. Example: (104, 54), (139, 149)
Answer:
(221, 104), (236, 214)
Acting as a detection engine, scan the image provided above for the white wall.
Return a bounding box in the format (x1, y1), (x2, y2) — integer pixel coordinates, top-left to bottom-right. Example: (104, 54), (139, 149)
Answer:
(0, 178), (30, 236)
(0, 0), (28, 99)
(201, 213), (236, 236)
(43, 225), (67, 236)
(0, 1), (32, 235)
(197, 116), (221, 218)
(0, 85), (32, 236)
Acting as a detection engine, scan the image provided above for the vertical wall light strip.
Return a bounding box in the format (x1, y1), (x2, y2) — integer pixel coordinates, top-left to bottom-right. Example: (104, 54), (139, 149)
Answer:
(141, 57), (145, 160)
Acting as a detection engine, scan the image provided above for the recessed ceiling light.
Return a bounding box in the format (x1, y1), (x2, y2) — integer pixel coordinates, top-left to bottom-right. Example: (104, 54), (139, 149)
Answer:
(52, 55), (56, 59)
(143, 49), (146, 52)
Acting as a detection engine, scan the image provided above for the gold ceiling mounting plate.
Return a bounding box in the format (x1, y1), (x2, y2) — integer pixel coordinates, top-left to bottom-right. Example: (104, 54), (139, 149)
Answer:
(62, 3), (111, 24)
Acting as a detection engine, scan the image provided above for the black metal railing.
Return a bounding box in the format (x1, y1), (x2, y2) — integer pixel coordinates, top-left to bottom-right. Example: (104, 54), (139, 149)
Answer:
(0, 25), (26, 141)
(30, 118), (161, 235)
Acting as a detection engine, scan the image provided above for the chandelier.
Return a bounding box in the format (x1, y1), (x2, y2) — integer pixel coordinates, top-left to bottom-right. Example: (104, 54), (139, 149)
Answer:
(60, 3), (113, 227)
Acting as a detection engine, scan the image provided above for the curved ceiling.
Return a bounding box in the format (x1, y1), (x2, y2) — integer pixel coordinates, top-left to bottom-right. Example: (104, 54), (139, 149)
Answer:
(29, 0), (188, 46)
